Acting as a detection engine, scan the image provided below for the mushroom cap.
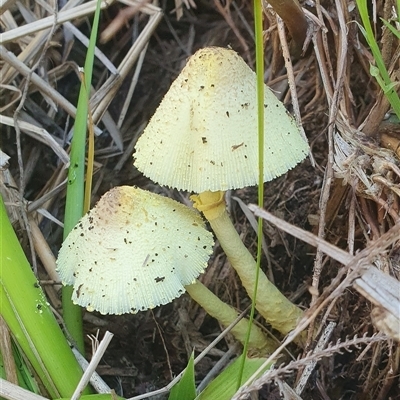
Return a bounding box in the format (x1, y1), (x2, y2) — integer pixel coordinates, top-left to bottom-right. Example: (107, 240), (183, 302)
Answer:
(134, 46), (309, 193)
(56, 186), (214, 315)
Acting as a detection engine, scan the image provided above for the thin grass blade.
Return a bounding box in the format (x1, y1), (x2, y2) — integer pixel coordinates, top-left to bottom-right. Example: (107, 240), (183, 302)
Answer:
(62, 0), (103, 352)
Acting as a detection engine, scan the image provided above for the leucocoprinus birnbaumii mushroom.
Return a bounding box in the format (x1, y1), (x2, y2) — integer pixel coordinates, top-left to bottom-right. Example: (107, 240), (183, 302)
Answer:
(134, 47), (309, 336)
(56, 186), (271, 351)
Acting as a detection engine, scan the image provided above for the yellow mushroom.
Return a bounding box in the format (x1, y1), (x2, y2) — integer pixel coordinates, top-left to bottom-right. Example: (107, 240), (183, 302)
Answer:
(134, 47), (309, 336)
(56, 186), (271, 350)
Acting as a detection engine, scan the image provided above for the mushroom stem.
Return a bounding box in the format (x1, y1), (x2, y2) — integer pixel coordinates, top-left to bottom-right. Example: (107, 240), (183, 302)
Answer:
(192, 192), (303, 337)
(185, 280), (275, 353)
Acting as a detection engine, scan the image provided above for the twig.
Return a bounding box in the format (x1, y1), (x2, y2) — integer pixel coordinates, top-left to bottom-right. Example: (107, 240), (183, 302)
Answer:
(0, 45), (77, 117)
(117, 44), (148, 128)
(0, 115), (69, 165)
(71, 346), (112, 394)
(0, 0), (115, 44)
(70, 331), (114, 400)
(213, 0), (251, 62)
(276, 14), (312, 156)
(91, 6), (163, 122)
(295, 322), (336, 394)
(0, 378), (49, 400)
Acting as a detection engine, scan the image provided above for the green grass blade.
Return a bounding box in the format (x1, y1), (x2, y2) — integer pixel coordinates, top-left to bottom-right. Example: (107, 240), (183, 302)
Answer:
(356, 0), (400, 118)
(57, 395), (125, 400)
(168, 353), (196, 400)
(62, 0), (103, 353)
(196, 354), (272, 400)
(237, 0), (265, 387)
(84, 108), (95, 214)
(380, 18), (400, 40)
(0, 195), (90, 397)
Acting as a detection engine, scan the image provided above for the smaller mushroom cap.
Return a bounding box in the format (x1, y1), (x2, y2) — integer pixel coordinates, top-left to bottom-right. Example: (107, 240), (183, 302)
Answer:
(134, 46), (309, 193)
(56, 186), (214, 315)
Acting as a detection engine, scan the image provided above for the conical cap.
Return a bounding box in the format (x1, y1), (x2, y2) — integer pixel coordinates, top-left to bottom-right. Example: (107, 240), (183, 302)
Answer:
(134, 46), (309, 192)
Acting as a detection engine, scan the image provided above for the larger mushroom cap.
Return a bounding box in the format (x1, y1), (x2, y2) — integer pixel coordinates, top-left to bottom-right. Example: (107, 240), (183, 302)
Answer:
(56, 186), (214, 315)
(134, 46), (309, 193)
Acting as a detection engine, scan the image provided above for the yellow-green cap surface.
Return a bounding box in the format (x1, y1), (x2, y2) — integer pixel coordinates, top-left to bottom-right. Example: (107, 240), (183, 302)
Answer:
(134, 46), (309, 192)
(56, 186), (214, 315)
